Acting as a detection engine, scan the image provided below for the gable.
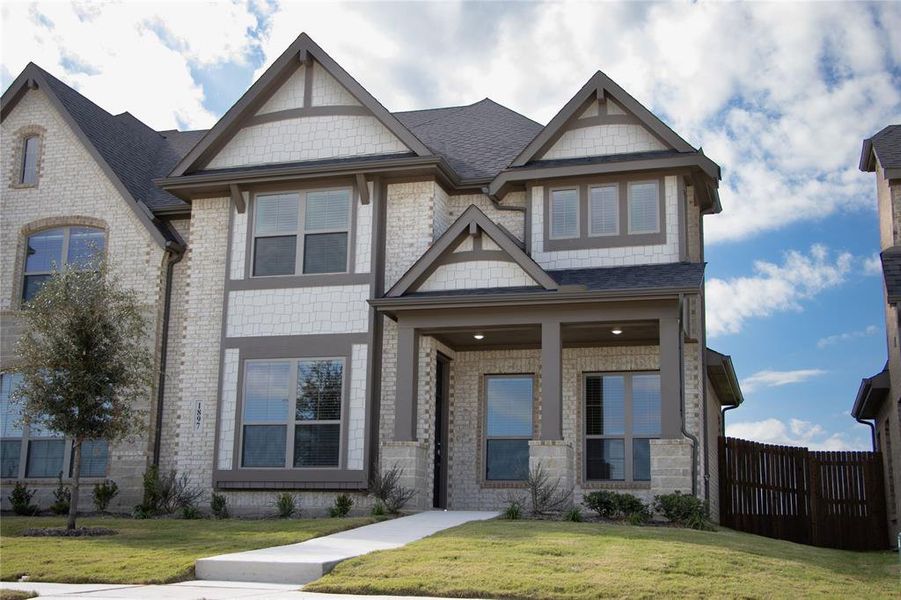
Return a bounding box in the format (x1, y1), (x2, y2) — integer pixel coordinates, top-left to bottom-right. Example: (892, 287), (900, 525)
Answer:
(170, 34), (430, 176)
(387, 204), (558, 297)
(538, 94), (669, 160)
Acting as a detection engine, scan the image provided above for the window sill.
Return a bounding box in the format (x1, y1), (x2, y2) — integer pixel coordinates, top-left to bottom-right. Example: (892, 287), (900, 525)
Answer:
(581, 480), (651, 490)
(480, 481), (528, 490)
(228, 272), (369, 290)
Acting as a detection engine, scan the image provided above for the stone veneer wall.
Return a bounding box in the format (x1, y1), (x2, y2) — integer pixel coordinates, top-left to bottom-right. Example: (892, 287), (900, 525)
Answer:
(0, 88), (170, 510)
(529, 176), (681, 270)
(173, 197), (229, 490)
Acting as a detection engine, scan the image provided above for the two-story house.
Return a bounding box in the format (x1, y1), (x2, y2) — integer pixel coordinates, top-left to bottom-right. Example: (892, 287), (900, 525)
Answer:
(853, 124), (901, 542)
(1, 33), (742, 517)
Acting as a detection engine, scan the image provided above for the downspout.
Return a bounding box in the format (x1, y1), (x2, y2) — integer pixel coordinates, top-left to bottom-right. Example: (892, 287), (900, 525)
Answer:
(678, 293), (699, 496)
(855, 416), (877, 451)
(152, 242), (185, 466)
(721, 404), (739, 437)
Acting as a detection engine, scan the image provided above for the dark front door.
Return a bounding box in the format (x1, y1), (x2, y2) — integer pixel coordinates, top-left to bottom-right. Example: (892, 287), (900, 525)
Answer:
(433, 354), (450, 508)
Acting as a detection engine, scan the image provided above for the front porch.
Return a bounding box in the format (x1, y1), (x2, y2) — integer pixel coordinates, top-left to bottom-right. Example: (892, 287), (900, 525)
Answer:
(376, 299), (696, 511)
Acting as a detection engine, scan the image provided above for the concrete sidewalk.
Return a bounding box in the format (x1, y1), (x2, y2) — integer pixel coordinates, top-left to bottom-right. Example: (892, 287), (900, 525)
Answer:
(0, 580), (483, 600)
(195, 510), (497, 585)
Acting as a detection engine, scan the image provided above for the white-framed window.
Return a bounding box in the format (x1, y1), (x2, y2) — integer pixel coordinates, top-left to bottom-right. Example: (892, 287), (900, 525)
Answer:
(588, 184), (619, 236)
(251, 188), (352, 277)
(584, 372), (660, 482)
(22, 226), (106, 302)
(20, 136), (40, 186)
(240, 358), (344, 469)
(627, 181), (660, 234)
(484, 375), (533, 481)
(549, 188), (579, 239)
(0, 372), (109, 480)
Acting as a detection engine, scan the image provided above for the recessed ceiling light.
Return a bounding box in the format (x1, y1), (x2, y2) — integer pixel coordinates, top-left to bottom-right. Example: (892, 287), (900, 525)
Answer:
(473, 334), (485, 340)
(611, 328), (623, 335)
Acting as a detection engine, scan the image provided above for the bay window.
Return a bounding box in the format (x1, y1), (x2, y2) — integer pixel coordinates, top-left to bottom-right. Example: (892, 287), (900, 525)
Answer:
(585, 372), (660, 482)
(251, 188), (352, 277)
(240, 358), (344, 469)
(485, 375), (534, 481)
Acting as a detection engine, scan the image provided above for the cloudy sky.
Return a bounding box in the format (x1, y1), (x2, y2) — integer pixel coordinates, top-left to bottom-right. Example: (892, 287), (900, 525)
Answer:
(3, 1), (900, 450)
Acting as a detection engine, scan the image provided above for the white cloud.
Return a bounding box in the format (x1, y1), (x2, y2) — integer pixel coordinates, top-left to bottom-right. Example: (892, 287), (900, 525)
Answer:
(726, 417), (865, 451)
(817, 325), (880, 348)
(706, 244), (853, 337)
(740, 369), (827, 394)
(862, 253), (882, 276)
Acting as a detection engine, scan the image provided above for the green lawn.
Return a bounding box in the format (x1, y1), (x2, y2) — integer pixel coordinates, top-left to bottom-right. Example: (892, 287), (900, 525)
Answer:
(306, 520), (899, 600)
(0, 516), (375, 584)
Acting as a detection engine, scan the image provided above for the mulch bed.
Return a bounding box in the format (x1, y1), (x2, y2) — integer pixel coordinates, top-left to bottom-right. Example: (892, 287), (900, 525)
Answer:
(21, 527), (117, 537)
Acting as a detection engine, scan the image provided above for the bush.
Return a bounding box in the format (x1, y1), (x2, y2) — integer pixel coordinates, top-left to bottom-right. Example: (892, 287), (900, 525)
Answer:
(526, 463), (572, 516)
(582, 490), (619, 518)
(654, 491), (712, 530)
(134, 466), (204, 517)
(369, 464), (416, 514)
(50, 473), (71, 515)
(563, 506), (583, 522)
(329, 494), (354, 518)
(181, 505), (202, 520)
(210, 493), (229, 519)
(274, 492), (298, 518)
(626, 510), (650, 526)
(502, 499), (523, 520)
(92, 480), (119, 512)
(371, 501), (385, 516)
(9, 482), (39, 516)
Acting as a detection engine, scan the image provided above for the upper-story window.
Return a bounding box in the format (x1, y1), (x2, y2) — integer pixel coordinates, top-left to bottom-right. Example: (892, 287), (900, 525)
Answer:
(22, 226), (106, 302)
(252, 188), (352, 277)
(20, 136), (40, 186)
(544, 177), (665, 251)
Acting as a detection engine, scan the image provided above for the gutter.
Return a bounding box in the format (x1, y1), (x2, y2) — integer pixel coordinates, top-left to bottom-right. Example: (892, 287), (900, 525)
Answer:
(152, 242), (185, 466)
(855, 416), (877, 451)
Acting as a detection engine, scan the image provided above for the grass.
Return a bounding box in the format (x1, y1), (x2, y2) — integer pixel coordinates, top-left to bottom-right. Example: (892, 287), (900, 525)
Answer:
(0, 515), (375, 584)
(306, 520), (900, 599)
(0, 591), (37, 600)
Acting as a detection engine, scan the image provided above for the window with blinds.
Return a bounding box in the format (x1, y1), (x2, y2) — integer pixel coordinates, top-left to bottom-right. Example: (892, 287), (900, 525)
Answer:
(549, 188), (579, 239)
(589, 184), (619, 236)
(240, 358), (343, 470)
(627, 181), (660, 234)
(252, 188), (352, 276)
(585, 372), (660, 482)
(485, 375), (533, 481)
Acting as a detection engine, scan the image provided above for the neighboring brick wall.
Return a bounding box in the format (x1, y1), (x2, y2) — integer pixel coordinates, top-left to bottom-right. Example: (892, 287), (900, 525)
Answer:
(539, 124), (667, 161)
(446, 192), (526, 242)
(0, 88), (168, 509)
(417, 260), (537, 292)
(173, 197), (229, 490)
(219, 489), (375, 517)
(529, 176), (681, 269)
(384, 181), (436, 289)
(225, 285), (370, 337)
(686, 183), (702, 262)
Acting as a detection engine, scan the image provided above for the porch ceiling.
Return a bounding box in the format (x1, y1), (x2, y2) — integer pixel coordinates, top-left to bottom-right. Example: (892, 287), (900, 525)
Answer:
(426, 320), (658, 351)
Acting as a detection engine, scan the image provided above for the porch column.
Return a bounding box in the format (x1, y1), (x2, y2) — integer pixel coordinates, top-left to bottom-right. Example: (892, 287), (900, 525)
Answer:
(659, 316), (682, 438)
(394, 325), (420, 441)
(540, 319), (562, 440)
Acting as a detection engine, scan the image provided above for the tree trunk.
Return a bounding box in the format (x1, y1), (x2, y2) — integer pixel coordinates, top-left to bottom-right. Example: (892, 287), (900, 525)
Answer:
(67, 439), (82, 530)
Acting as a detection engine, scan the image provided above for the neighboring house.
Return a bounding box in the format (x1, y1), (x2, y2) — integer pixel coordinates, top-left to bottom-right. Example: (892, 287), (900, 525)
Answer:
(0, 33), (742, 518)
(853, 124), (901, 542)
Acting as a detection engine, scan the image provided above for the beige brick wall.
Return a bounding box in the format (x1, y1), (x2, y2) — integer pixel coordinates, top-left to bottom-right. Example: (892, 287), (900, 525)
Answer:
(445, 192), (526, 242)
(0, 88), (170, 509)
(705, 378), (723, 522)
(384, 181), (437, 289)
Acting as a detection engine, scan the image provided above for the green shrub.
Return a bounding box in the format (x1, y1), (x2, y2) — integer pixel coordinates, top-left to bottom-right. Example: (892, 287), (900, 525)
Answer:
(9, 482), (39, 516)
(181, 505), (202, 519)
(329, 494), (354, 518)
(563, 506), (583, 522)
(50, 473), (71, 515)
(134, 466), (204, 517)
(274, 492), (298, 518)
(527, 463), (573, 516)
(582, 490), (619, 518)
(502, 499), (523, 520)
(369, 464), (416, 514)
(210, 493), (229, 519)
(92, 480), (119, 512)
(371, 501), (386, 516)
(653, 491), (712, 530)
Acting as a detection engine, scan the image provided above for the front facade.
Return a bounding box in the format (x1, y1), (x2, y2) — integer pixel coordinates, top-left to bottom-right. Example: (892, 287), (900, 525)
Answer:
(0, 34), (740, 517)
(853, 124), (901, 542)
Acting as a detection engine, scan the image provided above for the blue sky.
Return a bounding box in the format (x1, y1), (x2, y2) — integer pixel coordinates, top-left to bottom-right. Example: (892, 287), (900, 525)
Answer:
(2, 1), (900, 450)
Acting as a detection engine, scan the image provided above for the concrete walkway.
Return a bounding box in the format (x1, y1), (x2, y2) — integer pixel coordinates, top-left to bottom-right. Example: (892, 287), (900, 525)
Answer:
(0, 580), (483, 600)
(195, 510), (497, 585)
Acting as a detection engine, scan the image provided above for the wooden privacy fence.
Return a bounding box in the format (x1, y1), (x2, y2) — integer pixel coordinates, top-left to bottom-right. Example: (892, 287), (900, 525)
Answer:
(719, 437), (887, 551)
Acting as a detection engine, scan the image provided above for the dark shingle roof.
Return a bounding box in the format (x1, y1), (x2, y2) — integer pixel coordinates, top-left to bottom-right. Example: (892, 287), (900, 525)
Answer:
(548, 262), (706, 291)
(882, 247), (901, 304)
(868, 125), (901, 170)
(394, 99), (543, 181)
(36, 66), (193, 212)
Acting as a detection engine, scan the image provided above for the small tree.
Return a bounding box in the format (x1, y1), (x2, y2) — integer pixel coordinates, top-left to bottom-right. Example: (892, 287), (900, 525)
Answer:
(14, 261), (153, 530)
